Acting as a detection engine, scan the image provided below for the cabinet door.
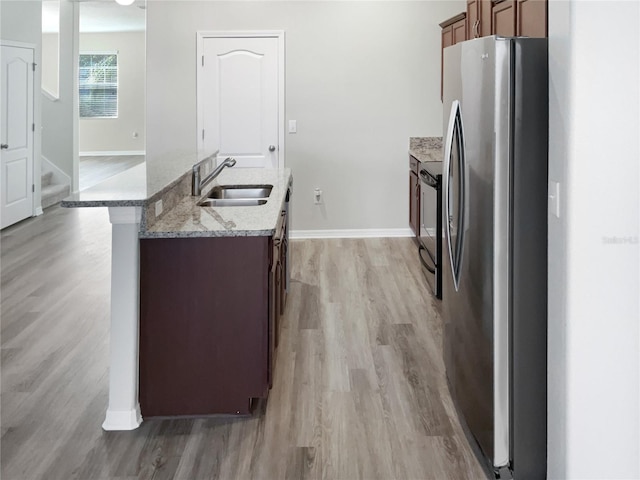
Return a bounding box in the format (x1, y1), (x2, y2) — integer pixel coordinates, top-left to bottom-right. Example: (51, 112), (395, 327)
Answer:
(480, 0), (493, 37)
(517, 0), (547, 37)
(492, 0), (517, 37)
(280, 238), (288, 316)
(452, 18), (467, 44)
(467, 0), (480, 38)
(268, 251), (277, 388)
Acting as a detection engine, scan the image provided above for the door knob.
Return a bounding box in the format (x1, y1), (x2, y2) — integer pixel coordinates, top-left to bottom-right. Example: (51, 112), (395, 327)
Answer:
(269, 145), (276, 152)
(1, 144), (8, 150)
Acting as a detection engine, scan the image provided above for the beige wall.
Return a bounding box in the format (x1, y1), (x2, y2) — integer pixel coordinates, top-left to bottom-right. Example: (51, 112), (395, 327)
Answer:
(146, 1), (464, 233)
(79, 32), (145, 154)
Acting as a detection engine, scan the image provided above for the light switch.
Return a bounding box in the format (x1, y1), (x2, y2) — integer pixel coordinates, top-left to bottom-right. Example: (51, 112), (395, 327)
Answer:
(288, 120), (297, 134)
(548, 181), (560, 218)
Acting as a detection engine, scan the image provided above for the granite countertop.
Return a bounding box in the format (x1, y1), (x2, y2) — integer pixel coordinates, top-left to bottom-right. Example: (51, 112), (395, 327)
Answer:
(62, 154), (293, 238)
(140, 167), (292, 239)
(62, 163), (148, 207)
(409, 137), (443, 164)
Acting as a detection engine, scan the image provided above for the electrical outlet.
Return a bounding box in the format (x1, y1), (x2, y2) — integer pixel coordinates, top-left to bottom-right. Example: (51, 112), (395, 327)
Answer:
(155, 199), (163, 217)
(314, 188), (322, 205)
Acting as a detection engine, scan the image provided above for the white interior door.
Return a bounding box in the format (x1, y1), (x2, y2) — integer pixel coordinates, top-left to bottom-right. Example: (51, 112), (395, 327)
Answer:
(199, 35), (281, 168)
(1, 44), (35, 229)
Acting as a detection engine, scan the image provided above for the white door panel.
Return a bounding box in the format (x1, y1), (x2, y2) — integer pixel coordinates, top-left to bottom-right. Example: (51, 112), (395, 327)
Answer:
(1, 44), (34, 229)
(200, 36), (280, 168)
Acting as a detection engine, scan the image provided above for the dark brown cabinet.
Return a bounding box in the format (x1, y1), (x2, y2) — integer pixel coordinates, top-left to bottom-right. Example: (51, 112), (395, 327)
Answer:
(492, 0), (517, 36)
(467, 0), (492, 39)
(139, 208), (289, 417)
(409, 155), (420, 240)
(492, 0), (547, 37)
(517, 0), (547, 37)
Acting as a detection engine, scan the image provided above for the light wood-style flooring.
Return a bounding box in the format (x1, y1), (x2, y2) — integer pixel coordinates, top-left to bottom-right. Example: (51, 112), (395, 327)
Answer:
(80, 155), (145, 191)
(1, 206), (486, 480)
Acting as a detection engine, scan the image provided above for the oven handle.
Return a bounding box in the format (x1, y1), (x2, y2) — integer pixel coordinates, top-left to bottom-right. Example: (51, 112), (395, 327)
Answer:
(419, 169), (439, 189)
(418, 245), (436, 274)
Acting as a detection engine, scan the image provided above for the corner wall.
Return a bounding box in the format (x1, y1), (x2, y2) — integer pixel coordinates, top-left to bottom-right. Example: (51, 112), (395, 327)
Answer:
(146, 0), (465, 233)
(547, 0), (639, 477)
(41, 0), (75, 181)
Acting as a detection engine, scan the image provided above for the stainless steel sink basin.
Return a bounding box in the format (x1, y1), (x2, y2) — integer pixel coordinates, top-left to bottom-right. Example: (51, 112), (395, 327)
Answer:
(208, 185), (273, 199)
(199, 198), (267, 207)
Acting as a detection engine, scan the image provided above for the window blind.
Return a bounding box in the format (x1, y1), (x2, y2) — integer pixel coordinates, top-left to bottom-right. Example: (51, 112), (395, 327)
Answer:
(79, 53), (118, 118)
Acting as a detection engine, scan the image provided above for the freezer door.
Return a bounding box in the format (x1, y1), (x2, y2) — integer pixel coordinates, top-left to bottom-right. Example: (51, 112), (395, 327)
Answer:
(442, 36), (509, 469)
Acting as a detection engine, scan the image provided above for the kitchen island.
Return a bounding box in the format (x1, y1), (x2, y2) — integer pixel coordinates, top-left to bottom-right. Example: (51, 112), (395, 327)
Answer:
(62, 159), (292, 430)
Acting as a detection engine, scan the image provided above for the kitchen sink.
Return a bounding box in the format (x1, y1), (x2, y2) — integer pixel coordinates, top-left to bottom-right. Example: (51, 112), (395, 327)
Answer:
(207, 185), (273, 199)
(199, 198), (267, 207)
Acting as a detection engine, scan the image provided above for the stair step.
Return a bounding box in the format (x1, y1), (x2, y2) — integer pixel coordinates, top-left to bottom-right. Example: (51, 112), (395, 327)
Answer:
(41, 170), (53, 187)
(42, 183), (70, 209)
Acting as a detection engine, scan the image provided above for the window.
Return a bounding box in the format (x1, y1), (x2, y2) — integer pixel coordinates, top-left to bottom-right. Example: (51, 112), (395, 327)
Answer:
(79, 53), (118, 118)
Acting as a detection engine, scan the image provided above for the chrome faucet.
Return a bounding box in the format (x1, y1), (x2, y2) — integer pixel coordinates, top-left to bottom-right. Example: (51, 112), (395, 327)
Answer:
(192, 156), (237, 196)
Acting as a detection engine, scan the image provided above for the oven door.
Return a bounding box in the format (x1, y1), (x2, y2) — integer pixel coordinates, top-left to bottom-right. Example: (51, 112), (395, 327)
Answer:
(419, 169), (441, 298)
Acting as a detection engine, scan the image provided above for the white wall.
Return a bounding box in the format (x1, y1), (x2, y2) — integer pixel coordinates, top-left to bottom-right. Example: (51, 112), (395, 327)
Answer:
(146, 0), (465, 233)
(547, 1), (640, 478)
(79, 32), (146, 155)
(41, 0), (75, 181)
(1, 0), (43, 212)
(42, 32), (59, 97)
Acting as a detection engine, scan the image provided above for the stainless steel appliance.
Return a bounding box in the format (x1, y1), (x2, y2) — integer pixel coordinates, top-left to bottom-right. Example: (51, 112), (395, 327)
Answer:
(418, 163), (442, 299)
(442, 36), (548, 479)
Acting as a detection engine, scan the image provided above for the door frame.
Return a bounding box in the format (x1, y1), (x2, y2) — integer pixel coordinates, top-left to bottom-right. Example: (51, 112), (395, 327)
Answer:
(196, 30), (285, 169)
(0, 39), (40, 221)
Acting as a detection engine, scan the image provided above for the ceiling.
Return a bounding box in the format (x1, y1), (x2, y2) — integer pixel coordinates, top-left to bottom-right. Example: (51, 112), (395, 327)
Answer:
(43, 0), (146, 34)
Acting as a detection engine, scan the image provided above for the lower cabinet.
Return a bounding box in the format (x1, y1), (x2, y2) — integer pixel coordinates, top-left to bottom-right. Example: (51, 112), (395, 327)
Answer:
(139, 212), (289, 417)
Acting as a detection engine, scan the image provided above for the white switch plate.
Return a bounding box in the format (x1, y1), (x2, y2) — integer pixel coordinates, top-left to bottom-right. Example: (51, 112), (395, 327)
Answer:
(549, 180), (560, 218)
(288, 120), (297, 134)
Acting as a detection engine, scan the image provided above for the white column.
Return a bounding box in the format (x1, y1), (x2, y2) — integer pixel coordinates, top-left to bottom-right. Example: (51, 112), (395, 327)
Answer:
(102, 206), (143, 431)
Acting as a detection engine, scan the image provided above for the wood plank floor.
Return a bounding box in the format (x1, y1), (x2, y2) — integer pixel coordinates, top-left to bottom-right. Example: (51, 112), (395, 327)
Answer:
(1, 206), (486, 480)
(80, 155), (145, 191)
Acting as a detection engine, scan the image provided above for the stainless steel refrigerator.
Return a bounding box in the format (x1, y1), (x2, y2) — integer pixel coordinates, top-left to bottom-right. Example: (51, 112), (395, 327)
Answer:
(442, 36), (547, 479)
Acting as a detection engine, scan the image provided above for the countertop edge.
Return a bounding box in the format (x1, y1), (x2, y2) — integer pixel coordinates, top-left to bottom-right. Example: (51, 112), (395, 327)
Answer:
(61, 199), (147, 208)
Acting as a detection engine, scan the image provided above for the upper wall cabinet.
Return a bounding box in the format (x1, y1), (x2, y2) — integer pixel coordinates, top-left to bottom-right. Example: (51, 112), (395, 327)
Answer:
(492, 0), (517, 36)
(491, 0), (547, 37)
(516, 0), (548, 37)
(466, 0), (493, 39)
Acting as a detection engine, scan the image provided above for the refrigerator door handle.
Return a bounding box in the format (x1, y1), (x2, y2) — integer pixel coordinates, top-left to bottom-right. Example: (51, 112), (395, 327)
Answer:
(443, 100), (466, 292)
(443, 101), (455, 271)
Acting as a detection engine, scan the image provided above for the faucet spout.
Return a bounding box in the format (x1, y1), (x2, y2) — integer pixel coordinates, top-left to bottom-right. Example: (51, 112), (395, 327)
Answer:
(192, 156), (237, 196)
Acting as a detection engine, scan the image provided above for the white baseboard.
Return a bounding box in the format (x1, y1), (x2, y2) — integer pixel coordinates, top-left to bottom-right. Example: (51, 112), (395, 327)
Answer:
(102, 405), (142, 431)
(42, 155), (71, 187)
(35, 206), (44, 216)
(290, 228), (413, 239)
(80, 151), (145, 157)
